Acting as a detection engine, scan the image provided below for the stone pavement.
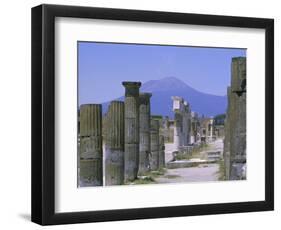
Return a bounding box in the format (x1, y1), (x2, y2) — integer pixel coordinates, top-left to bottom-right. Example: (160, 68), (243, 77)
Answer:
(155, 139), (223, 183)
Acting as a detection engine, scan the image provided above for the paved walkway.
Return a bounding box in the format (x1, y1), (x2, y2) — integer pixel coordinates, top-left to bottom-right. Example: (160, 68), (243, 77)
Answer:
(156, 139), (223, 183)
(155, 164), (219, 183)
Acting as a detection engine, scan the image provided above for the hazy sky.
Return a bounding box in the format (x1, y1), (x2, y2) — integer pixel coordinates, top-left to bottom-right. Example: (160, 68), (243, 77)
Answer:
(78, 42), (246, 105)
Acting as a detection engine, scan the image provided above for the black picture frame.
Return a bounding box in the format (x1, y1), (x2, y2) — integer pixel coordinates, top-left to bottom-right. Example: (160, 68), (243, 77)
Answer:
(31, 4), (274, 225)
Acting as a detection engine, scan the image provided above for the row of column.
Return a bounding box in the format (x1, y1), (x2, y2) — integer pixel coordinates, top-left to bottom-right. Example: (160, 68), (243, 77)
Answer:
(79, 82), (165, 187)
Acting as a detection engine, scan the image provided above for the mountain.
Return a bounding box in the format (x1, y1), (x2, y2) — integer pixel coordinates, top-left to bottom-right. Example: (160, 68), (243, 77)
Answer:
(102, 77), (227, 118)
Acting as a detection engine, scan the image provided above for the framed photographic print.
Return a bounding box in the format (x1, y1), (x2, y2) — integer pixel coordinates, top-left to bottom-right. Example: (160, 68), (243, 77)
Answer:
(31, 4), (274, 225)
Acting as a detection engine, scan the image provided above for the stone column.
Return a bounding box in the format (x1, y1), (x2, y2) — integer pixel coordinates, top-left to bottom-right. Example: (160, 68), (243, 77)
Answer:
(224, 57), (246, 180)
(173, 112), (182, 150)
(210, 118), (213, 141)
(172, 96), (184, 150)
(138, 93), (152, 175)
(224, 87), (231, 180)
(79, 104), (103, 186)
(150, 118), (160, 170)
(122, 81), (141, 182)
(105, 101), (125, 185)
(162, 116), (170, 142)
(190, 112), (198, 144)
(182, 101), (190, 146)
(159, 135), (165, 168)
(229, 57), (247, 180)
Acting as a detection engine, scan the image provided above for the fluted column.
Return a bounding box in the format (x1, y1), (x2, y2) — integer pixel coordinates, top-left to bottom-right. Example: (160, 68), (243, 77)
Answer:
(79, 104), (103, 186)
(138, 93), (152, 175)
(105, 101), (125, 185)
(122, 81), (141, 182)
(150, 119), (160, 171)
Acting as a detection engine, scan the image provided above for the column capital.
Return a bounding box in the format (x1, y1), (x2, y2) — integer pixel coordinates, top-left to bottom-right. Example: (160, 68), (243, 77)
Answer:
(122, 82), (141, 97)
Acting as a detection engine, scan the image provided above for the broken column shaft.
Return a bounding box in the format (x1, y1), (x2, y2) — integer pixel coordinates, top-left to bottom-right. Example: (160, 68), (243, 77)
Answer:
(105, 101), (125, 185)
(138, 93), (152, 175)
(122, 82), (141, 182)
(79, 104), (103, 186)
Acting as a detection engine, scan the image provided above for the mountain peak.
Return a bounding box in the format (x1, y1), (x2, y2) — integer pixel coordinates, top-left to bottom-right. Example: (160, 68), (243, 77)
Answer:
(102, 76), (227, 118)
(161, 76), (183, 81)
(141, 77), (190, 93)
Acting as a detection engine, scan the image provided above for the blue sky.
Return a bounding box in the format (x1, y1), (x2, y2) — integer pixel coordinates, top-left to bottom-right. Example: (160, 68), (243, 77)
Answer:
(78, 42), (246, 105)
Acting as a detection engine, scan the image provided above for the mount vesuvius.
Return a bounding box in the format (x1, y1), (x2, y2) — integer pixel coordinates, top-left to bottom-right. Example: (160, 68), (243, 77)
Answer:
(102, 77), (227, 118)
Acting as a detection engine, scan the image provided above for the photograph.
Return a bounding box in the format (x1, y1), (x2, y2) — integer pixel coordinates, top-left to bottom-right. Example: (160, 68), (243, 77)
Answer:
(30, 3), (274, 225)
(77, 42), (246, 187)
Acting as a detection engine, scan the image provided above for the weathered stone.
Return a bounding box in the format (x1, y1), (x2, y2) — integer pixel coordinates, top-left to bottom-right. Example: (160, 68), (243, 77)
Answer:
(173, 112), (182, 150)
(122, 82), (141, 181)
(190, 112), (200, 144)
(79, 104), (103, 186)
(161, 116), (171, 142)
(172, 96), (183, 149)
(159, 135), (165, 168)
(172, 96), (192, 148)
(224, 57), (246, 180)
(231, 57), (246, 94)
(105, 101), (125, 185)
(138, 93), (152, 175)
(199, 117), (215, 143)
(224, 87), (231, 180)
(182, 101), (191, 146)
(150, 118), (160, 171)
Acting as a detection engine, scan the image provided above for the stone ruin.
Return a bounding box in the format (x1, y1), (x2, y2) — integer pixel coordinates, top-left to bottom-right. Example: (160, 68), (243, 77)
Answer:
(160, 116), (174, 143)
(199, 117), (215, 143)
(138, 93), (152, 175)
(104, 101), (124, 185)
(172, 96), (191, 150)
(78, 81), (166, 186)
(77, 66), (239, 185)
(122, 82), (142, 182)
(79, 104), (103, 186)
(224, 57), (246, 180)
(190, 111), (200, 144)
(170, 96), (205, 157)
